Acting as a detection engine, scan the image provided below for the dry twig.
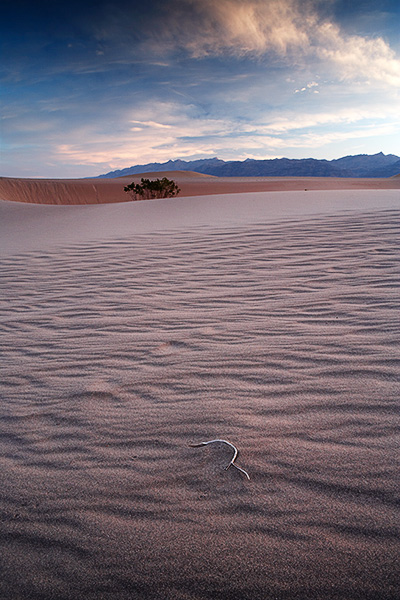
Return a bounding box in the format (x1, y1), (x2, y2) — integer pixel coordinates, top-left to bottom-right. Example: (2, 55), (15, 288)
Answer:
(189, 439), (250, 480)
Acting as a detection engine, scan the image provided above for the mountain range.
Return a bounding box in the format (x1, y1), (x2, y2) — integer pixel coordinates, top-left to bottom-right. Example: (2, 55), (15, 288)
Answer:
(98, 152), (400, 179)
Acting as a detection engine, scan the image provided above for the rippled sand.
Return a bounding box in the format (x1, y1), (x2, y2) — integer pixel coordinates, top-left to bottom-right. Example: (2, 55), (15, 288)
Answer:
(0, 191), (399, 599)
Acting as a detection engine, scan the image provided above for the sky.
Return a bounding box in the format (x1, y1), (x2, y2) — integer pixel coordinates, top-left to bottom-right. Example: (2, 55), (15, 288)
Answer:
(1, 0), (400, 178)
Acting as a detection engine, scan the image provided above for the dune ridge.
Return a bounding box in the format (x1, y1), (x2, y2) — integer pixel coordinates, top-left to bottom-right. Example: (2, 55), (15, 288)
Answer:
(1, 171), (400, 205)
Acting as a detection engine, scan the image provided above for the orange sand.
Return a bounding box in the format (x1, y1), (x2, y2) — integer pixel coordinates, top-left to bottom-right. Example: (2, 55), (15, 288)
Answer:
(0, 170), (399, 205)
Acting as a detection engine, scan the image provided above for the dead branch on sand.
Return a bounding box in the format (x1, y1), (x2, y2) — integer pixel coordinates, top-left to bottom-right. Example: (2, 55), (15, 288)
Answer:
(189, 439), (250, 480)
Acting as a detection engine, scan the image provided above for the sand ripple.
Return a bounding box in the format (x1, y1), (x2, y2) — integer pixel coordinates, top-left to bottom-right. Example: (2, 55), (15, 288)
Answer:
(0, 208), (399, 599)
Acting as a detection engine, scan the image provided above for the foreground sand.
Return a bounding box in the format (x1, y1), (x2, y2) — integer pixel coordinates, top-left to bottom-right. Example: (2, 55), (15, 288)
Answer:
(0, 189), (399, 599)
(0, 170), (400, 204)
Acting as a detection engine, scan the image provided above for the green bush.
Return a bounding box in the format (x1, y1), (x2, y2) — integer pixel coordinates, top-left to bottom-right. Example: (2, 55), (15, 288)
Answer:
(124, 177), (181, 200)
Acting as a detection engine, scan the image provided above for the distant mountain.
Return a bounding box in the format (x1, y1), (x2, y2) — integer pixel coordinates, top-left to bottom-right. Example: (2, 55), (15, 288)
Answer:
(200, 158), (351, 177)
(98, 152), (400, 178)
(368, 158), (400, 178)
(331, 152), (400, 177)
(97, 158), (226, 178)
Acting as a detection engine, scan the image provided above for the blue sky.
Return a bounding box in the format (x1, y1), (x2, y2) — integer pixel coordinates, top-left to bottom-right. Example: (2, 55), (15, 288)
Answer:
(1, 0), (400, 177)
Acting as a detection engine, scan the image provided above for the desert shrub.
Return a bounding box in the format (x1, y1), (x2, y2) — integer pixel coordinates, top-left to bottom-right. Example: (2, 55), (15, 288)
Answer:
(124, 177), (181, 200)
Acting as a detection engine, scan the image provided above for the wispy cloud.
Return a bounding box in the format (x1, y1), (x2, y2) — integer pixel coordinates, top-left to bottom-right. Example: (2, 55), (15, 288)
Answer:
(263, 105), (400, 133)
(130, 120), (172, 130)
(24, 1), (399, 89)
(118, 0), (400, 88)
(314, 21), (400, 86)
(163, 0), (310, 57)
(52, 98), (399, 171)
(2, 0), (400, 177)
(54, 101), (244, 168)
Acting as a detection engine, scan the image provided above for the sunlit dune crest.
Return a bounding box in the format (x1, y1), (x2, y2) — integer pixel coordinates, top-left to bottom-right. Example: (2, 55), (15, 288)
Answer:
(0, 171), (399, 205)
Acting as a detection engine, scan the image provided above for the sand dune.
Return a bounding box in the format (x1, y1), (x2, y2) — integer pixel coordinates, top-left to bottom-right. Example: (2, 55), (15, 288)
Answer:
(0, 189), (399, 599)
(1, 170), (399, 205)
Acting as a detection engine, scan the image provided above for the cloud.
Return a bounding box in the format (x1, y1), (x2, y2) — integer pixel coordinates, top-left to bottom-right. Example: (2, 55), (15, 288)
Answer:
(263, 108), (380, 133)
(259, 102), (400, 145)
(53, 101), (245, 169)
(52, 95), (400, 173)
(314, 22), (400, 86)
(294, 80), (319, 93)
(288, 122), (400, 149)
(122, 0), (400, 88)
(130, 120), (172, 129)
(138, 0), (312, 58)
(5, 94), (399, 178)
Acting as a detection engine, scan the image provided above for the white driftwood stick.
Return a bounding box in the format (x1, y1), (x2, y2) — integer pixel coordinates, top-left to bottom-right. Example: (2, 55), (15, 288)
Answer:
(189, 439), (250, 480)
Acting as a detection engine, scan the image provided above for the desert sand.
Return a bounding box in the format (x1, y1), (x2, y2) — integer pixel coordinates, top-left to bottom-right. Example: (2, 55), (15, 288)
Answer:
(0, 178), (399, 600)
(0, 170), (399, 205)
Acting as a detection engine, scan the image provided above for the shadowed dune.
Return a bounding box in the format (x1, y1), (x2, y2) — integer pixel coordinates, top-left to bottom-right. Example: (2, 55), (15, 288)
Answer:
(1, 170), (400, 205)
(0, 189), (399, 599)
